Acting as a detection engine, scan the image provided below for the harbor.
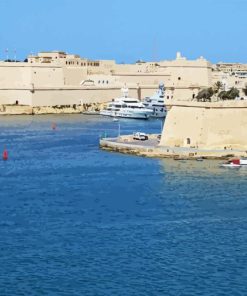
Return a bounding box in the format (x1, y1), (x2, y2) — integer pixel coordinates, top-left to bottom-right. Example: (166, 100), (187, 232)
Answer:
(1, 114), (247, 294)
(1, 0), (247, 294)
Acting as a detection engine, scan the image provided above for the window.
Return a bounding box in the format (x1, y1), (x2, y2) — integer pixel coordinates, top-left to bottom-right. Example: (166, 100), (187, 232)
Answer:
(187, 138), (191, 145)
(178, 77), (181, 80)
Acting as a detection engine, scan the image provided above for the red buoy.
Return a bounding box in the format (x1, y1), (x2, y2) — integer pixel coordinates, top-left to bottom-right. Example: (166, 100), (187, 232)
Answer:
(51, 123), (57, 130)
(2, 149), (8, 161)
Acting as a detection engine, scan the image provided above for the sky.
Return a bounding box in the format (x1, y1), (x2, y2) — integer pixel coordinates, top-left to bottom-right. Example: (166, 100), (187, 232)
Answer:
(0, 0), (246, 63)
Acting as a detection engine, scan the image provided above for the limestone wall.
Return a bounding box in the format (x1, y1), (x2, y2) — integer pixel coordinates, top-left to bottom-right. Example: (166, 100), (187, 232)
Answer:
(0, 63), (64, 88)
(31, 66), (64, 87)
(31, 87), (140, 106)
(115, 73), (170, 86)
(0, 64), (32, 87)
(63, 67), (87, 85)
(0, 89), (32, 105)
(160, 101), (247, 150)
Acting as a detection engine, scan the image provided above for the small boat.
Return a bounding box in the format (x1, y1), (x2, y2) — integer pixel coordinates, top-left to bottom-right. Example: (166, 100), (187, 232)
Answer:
(196, 158), (204, 161)
(220, 158), (247, 168)
(173, 157), (188, 161)
(113, 117), (119, 122)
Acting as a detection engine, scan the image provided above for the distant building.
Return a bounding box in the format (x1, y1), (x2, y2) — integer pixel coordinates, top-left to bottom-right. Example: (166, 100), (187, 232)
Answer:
(0, 50), (246, 107)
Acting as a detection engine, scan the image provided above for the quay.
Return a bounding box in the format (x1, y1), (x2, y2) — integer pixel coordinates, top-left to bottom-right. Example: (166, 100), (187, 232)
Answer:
(100, 100), (247, 159)
(100, 135), (247, 159)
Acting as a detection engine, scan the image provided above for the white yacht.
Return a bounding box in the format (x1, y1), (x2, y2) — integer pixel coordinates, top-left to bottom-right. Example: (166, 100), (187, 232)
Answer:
(143, 83), (167, 118)
(100, 87), (153, 119)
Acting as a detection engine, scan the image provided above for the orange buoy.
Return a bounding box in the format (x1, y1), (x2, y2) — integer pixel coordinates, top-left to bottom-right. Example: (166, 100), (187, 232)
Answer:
(2, 148), (8, 161)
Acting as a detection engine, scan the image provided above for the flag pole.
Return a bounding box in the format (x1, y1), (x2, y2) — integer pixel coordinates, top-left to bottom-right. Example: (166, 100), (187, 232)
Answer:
(5, 48), (9, 61)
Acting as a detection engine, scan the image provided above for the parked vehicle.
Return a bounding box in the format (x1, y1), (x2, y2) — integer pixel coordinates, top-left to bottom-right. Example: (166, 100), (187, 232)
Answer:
(133, 132), (148, 141)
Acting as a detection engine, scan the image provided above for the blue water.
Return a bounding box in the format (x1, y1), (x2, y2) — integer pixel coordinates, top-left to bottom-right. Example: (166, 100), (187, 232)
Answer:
(0, 114), (247, 295)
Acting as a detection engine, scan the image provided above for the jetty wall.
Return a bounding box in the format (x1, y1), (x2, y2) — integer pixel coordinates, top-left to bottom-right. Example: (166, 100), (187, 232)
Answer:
(160, 100), (247, 150)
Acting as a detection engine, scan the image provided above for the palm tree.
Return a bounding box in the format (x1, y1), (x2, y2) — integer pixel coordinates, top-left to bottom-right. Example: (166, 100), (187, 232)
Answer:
(214, 81), (223, 93)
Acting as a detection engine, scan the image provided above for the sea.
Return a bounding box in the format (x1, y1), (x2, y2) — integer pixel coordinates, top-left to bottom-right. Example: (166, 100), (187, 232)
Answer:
(0, 114), (246, 296)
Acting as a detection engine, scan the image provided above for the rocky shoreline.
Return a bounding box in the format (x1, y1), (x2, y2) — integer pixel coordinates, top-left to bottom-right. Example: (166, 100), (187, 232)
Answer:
(0, 103), (106, 115)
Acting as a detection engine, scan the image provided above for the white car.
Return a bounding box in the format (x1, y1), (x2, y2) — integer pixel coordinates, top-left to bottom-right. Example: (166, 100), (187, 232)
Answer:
(133, 132), (148, 141)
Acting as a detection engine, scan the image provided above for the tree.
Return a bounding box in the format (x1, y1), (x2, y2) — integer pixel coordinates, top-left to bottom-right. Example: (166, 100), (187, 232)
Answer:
(243, 84), (247, 96)
(218, 87), (239, 100)
(227, 87), (239, 100)
(213, 81), (223, 93)
(218, 90), (228, 100)
(196, 87), (214, 102)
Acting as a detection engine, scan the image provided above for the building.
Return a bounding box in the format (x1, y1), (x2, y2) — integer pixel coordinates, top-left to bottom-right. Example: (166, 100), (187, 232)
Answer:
(0, 51), (214, 107)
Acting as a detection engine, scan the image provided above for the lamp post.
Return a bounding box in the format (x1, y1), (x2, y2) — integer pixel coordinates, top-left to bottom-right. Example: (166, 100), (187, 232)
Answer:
(118, 122), (121, 137)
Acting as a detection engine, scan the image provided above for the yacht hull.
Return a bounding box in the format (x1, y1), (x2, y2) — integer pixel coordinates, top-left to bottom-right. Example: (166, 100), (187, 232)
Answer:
(100, 110), (150, 119)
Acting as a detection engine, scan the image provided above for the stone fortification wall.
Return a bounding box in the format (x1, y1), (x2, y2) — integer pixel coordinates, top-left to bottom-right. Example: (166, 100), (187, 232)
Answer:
(63, 67), (87, 85)
(160, 101), (247, 150)
(0, 52), (214, 108)
(31, 66), (64, 87)
(0, 89), (32, 105)
(31, 87), (139, 106)
(0, 63), (32, 87)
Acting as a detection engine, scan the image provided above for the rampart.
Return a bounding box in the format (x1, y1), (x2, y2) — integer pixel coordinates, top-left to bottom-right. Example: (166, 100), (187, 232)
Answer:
(160, 100), (247, 150)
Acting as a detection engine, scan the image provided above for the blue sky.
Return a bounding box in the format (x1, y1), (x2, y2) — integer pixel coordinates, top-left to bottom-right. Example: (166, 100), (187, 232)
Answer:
(0, 0), (246, 63)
